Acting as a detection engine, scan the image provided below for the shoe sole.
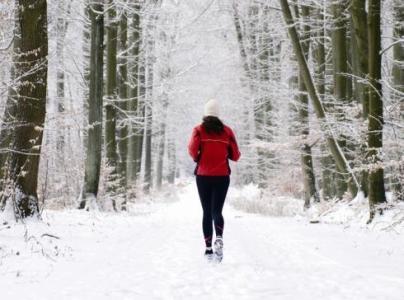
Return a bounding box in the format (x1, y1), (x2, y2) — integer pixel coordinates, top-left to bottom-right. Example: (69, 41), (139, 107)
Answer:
(214, 239), (223, 260)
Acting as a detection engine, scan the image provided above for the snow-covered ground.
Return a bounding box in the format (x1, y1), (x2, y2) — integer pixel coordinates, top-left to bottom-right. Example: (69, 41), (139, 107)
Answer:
(1, 182), (404, 300)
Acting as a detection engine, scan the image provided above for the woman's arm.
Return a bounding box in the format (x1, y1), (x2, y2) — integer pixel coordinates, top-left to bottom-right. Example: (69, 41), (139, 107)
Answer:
(228, 128), (240, 161)
(188, 127), (201, 162)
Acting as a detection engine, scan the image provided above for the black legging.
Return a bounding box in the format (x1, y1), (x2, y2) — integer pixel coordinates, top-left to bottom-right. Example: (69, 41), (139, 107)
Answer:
(196, 175), (230, 247)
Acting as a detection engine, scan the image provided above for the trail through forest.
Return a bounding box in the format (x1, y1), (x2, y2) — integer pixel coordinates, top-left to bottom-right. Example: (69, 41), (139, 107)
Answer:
(1, 182), (404, 300)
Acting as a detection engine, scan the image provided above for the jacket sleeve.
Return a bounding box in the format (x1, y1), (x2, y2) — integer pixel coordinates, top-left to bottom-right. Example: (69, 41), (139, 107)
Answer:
(228, 128), (241, 162)
(188, 127), (201, 162)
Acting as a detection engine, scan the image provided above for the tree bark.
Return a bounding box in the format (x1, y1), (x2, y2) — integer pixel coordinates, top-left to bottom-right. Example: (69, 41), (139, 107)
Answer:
(392, 2), (404, 96)
(0, 0), (20, 208)
(156, 93), (168, 190)
(118, 12), (129, 210)
(143, 1), (161, 194)
(136, 57), (146, 191)
(1, 0), (48, 218)
(82, 0), (91, 149)
(299, 5), (319, 208)
(143, 34), (154, 194)
(367, 0), (386, 221)
(155, 30), (171, 190)
(56, 0), (68, 155)
(391, 0), (404, 198)
(80, 0), (104, 209)
(351, 0), (369, 117)
(166, 136), (176, 184)
(105, 0), (119, 209)
(312, 5), (333, 200)
(332, 1), (348, 104)
(126, 5), (141, 197)
(351, 0), (370, 196)
(331, 1), (350, 198)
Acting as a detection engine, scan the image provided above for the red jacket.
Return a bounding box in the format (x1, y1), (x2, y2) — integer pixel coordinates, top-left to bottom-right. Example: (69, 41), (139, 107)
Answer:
(188, 124), (240, 176)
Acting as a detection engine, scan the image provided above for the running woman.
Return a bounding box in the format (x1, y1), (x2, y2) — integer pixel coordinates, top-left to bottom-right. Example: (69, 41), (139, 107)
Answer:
(188, 99), (240, 261)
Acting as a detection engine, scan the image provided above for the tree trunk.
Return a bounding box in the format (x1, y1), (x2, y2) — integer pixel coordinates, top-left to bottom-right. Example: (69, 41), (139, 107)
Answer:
(392, 2), (404, 95)
(56, 0), (69, 156)
(82, 0), (91, 149)
(312, 5), (333, 200)
(351, 0), (369, 117)
(118, 12), (129, 210)
(126, 5), (141, 197)
(136, 57), (146, 191)
(53, 0), (71, 201)
(299, 5), (319, 208)
(391, 0), (404, 198)
(155, 29), (171, 190)
(0, 1), (20, 208)
(279, 0), (360, 197)
(143, 55), (154, 194)
(166, 136), (176, 184)
(351, 0), (370, 196)
(80, 0), (104, 209)
(143, 99), (152, 194)
(143, 1), (160, 194)
(156, 92), (168, 190)
(331, 1), (349, 198)
(1, 0), (48, 218)
(332, 1), (348, 104)
(105, 0), (119, 209)
(367, 0), (386, 221)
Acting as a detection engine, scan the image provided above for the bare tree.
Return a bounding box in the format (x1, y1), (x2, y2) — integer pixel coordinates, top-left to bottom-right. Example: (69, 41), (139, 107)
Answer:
(279, 0), (360, 199)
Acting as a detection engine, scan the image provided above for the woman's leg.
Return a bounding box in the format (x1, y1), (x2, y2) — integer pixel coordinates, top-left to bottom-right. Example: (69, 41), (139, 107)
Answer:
(212, 176), (230, 237)
(196, 176), (213, 248)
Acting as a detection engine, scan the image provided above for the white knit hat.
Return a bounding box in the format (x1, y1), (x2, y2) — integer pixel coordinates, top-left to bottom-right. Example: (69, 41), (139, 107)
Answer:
(204, 99), (219, 117)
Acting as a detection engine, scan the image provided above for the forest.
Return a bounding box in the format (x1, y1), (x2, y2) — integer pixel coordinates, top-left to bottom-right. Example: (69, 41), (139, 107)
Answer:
(0, 0), (403, 299)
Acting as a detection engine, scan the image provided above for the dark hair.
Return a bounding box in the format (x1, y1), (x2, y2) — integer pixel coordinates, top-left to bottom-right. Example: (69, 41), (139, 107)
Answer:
(202, 116), (224, 134)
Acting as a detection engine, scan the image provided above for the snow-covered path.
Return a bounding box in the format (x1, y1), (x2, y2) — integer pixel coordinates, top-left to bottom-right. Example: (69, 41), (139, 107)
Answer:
(1, 183), (404, 300)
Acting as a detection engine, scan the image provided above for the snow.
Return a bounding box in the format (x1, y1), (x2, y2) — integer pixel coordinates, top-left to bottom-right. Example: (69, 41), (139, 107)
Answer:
(1, 181), (404, 300)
